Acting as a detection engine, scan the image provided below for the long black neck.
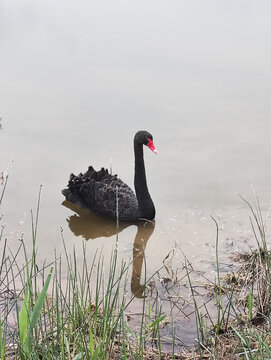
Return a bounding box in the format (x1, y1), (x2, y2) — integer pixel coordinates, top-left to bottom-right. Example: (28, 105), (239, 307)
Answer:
(134, 141), (155, 219)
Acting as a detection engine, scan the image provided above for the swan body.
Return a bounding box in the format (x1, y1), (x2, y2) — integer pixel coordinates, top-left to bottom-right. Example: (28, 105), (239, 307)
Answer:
(62, 130), (157, 221)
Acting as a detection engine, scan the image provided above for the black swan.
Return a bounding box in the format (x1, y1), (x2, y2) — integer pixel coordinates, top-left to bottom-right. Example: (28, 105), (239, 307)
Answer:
(62, 130), (157, 221)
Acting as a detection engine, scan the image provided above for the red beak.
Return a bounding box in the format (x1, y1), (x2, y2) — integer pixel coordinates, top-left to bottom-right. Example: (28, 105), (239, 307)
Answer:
(147, 138), (158, 154)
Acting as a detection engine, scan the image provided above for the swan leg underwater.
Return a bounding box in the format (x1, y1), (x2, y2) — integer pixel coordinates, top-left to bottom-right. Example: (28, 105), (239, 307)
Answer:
(62, 130), (158, 221)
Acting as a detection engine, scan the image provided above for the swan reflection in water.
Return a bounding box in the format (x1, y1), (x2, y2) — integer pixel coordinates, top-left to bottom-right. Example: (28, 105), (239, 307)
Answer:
(62, 200), (155, 298)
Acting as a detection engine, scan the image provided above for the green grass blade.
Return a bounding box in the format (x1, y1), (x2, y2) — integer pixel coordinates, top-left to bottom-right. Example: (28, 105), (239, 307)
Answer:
(18, 287), (30, 345)
(0, 315), (6, 359)
(150, 314), (167, 328)
(125, 322), (136, 338)
(89, 324), (94, 356)
(231, 325), (252, 357)
(24, 267), (53, 352)
(92, 342), (103, 360)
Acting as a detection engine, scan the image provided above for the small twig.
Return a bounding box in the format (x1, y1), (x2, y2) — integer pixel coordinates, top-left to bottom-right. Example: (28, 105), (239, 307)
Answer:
(194, 338), (213, 356)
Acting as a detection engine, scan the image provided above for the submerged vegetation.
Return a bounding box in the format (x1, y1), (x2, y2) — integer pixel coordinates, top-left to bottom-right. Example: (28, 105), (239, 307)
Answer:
(1, 172), (271, 359)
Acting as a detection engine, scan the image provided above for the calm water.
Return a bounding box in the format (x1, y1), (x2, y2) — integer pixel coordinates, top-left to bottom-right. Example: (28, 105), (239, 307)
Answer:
(1, 0), (271, 347)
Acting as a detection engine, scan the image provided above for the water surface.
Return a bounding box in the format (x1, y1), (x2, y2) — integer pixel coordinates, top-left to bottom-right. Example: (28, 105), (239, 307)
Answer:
(1, 0), (271, 348)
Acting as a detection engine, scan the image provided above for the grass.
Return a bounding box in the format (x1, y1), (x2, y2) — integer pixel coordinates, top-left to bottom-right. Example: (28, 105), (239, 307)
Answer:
(0, 177), (176, 359)
(1, 172), (271, 358)
(187, 191), (271, 359)
(0, 222), (163, 358)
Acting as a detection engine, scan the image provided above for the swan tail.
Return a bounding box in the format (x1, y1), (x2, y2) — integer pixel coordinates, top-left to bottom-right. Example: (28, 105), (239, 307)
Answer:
(62, 166), (115, 212)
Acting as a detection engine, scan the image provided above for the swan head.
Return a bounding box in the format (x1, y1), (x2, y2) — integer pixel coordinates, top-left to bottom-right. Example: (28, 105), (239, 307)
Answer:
(134, 130), (158, 154)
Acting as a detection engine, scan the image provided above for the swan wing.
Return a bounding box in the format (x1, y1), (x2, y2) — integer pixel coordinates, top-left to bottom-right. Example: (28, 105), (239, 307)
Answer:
(62, 167), (139, 220)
